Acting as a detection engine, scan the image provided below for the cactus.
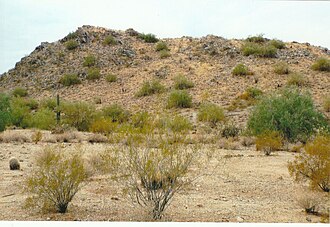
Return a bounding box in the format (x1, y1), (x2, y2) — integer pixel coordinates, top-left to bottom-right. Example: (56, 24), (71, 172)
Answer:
(9, 157), (20, 170)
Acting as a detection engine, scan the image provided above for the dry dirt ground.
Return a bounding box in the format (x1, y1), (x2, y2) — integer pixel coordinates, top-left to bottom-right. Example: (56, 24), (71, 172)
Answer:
(0, 130), (326, 223)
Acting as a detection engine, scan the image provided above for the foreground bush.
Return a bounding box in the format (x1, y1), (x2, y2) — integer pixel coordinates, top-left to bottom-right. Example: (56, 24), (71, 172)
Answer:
(247, 88), (329, 142)
(12, 87), (28, 97)
(323, 96), (330, 112)
(288, 134), (330, 192)
(61, 102), (95, 131)
(255, 131), (283, 155)
(198, 102), (225, 126)
(287, 73), (307, 87)
(173, 75), (194, 90)
(30, 108), (56, 130)
(59, 74), (81, 86)
(0, 93), (11, 132)
(24, 146), (87, 213)
(136, 80), (165, 97)
(102, 104), (130, 123)
(10, 97), (34, 128)
(167, 90), (192, 108)
(90, 118), (117, 134)
(156, 114), (192, 133)
(311, 57), (330, 72)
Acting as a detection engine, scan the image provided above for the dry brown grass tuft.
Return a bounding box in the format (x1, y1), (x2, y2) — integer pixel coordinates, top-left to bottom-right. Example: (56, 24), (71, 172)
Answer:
(0, 130), (31, 143)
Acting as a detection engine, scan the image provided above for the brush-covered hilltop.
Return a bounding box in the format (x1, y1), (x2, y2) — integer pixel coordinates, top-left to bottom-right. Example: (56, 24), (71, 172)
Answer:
(0, 25), (329, 126)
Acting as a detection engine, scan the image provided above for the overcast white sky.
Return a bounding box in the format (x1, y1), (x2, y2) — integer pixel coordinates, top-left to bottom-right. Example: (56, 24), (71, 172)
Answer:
(1, 0), (329, 74)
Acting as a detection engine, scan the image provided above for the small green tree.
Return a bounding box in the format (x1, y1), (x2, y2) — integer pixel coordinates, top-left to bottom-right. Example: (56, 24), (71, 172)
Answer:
(167, 90), (192, 108)
(0, 93), (12, 132)
(61, 102), (95, 131)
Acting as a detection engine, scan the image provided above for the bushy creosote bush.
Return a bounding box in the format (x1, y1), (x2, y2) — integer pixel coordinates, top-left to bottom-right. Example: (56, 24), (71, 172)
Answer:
(288, 134), (330, 192)
(0, 93), (12, 132)
(136, 80), (165, 97)
(167, 90), (192, 108)
(30, 108), (56, 130)
(247, 88), (329, 142)
(155, 41), (169, 51)
(83, 54), (96, 67)
(106, 74), (117, 83)
(228, 87), (263, 111)
(61, 102), (95, 131)
(221, 123), (240, 138)
(156, 114), (192, 133)
(173, 75), (194, 90)
(159, 50), (171, 59)
(139, 33), (159, 43)
(12, 87), (28, 97)
(59, 74), (81, 86)
(198, 102), (225, 126)
(86, 68), (101, 80)
(255, 130), (283, 155)
(232, 64), (252, 76)
(90, 118), (117, 134)
(24, 146), (87, 213)
(311, 57), (330, 72)
(102, 104), (130, 123)
(287, 73), (307, 87)
(65, 40), (79, 50)
(274, 62), (289, 74)
(103, 35), (117, 45)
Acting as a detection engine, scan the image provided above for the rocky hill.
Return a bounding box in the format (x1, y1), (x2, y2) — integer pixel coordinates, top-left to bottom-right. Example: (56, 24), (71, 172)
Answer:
(0, 25), (329, 126)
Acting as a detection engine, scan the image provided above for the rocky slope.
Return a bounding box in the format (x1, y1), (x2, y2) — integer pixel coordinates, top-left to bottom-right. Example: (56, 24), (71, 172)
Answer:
(0, 25), (329, 126)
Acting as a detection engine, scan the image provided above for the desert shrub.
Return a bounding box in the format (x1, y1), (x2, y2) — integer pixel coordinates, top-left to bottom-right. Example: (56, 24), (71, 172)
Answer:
(31, 130), (42, 144)
(118, 143), (197, 219)
(0, 93), (12, 132)
(247, 88), (329, 142)
(198, 102), (225, 126)
(323, 96), (330, 112)
(173, 75), (194, 90)
(59, 74), (81, 86)
(102, 104), (130, 123)
(167, 90), (192, 108)
(246, 34), (266, 43)
(241, 42), (277, 58)
(232, 64), (251, 76)
(89, 118), (117, 134)
(86, 68), (101, 80)
(221, 124), (240, 138)
(297, 192), (321, 215)
(61, 102), (95, 131)
(255, 131), (283, 155)
(155, 41), (169, 51)
(1, 130), (31, 143)
(136, 80), (165, 97)
(228, 87), (263, 111)
(130, 111), (152, 130)
(24, 146), (87, 213)
(65, 40), (79, 50)
(40, 99), (57, 111)
(9, 157), (20, 170)
(106, 74), (117, 83)
(65, 32), (77, 40)
(83, 54), (96, 67)
(287, 73), (307, 87)
(87, 133), (108, 144)
(139, 33), (159, 43)
(30, 108), (56, 130)
(103, 35), (117, 45)
(12, 87), (28, 97)
(54, 131), (82, 143)
(159, 50), (171, 59)
(269, 39), (285, 49)
(274, 62), (289, 74)
(168, 115), (192, 133)
(311, 57), (330, 72)
(10, 97), (32, 128)
(288, 134), (330, 192)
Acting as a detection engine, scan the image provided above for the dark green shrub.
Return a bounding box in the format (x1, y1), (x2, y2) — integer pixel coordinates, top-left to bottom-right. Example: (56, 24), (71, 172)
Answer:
(274, 62), (289, 74)
(221, 124), (240, 138)
(247, 88), (329, 142)
(269, 39), (285, 49)
(139, 33), (159, 43)
(83, 54), (96, 67)
(173, 75), (194, 90)
(241, 42), (277, 58)
(102, 104), (130, 123)
(0, 93), (12, 132)
(106, 74), (117, 83)
(12, 87), (28, 97)
(198, 102), (225, 126)
(159, 50), (171, 59)
(287, 73), (308, 87)
(86, 68), (101, 80)
(59, 74), (81, 86)
(30, 108), (56, 130)
(65, 40), (79, 50)
(167, 90), (192, 108)
(61, 102), (95, 131)
(103, 35), (117, 45)
(311, 57), (330, 72)
(155, 41), (169, 51)
(136, 80), (165, 97)
(246, 34), (266, 43)
(232, 64), (251, 76)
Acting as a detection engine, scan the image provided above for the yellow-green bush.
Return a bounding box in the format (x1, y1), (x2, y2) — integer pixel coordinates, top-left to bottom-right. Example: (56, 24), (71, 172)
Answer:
(255, 130), (283, 155)
(155, 41), (169, 51)
(136, 80), (165, 97)
(83, 54), (96, 67)
(106, 74), (117, 83)
(30, 108), (56, 130)
(61, 102), (95, 131)
(198, 102), (225, 126)
(311, 57), (330, 72)
(103, 35), (117, 45)
(173, 75), (194, 90)
(274, 62), (289, 74)
(287, 73), (307, 87)
(232, 64), (252, 76)
(102, 104), (130, 123)
(90, 118), (117, 134)
(65, 40), (79, 50)
(167, 90), (192, 108)
(12, 87), (28, 97)
(86, 68), (101, 80)
(59, 74), (81, 86)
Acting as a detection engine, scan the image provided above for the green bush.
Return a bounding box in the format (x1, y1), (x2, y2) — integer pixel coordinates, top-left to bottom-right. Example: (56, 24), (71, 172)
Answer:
(86, 68), (101, 80)
(287, 73), (307, 87)
(167, 90), (192, 108)
(10, 97), (33, 128)
(40, 99), (57, 111)
(65, 40), (79, 50)
(102, 104), (130, 123)
(65, 32), (77, 40)
(241, 42), (277, 58)
(130, 111), (151, 130)
(228, 87), (263, 111)
(83, 54), (96, 67)
(30, 108), (56, 130)
(136, 80), (165, 97)
(247, 88), (329, 142)
(246, 34), (266, 43)
(311, 57), (330, 72)
(155, 41), (169, 51)
(269, 39), (285, 49)
(173, 75), (194, 90)
(24, 146), (87, 213)
(106, 74), (117, 83)
(232, 64), (251, 76)
(221, 124), (240, 138)
(0, 93), (12, 132)
(198, 102), (225, 126)
(274, 62), (289, 74)
(139, 33), (159, 43)
(158, 115), (193, 133)
(12, 87), (28, 97)
(159, 50), (171, 59)
(61, 102), (95, 131)
(103, 35), (117, 45)
(255, 130), (283, 155)
(59, 74), (81, 86)
(323, 96), (330, 112)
